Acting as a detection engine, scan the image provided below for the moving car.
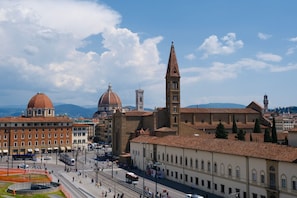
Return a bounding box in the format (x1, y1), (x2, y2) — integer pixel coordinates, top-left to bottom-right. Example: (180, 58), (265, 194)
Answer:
(17, 163), (29, 169)
(185, 194), (204, 198)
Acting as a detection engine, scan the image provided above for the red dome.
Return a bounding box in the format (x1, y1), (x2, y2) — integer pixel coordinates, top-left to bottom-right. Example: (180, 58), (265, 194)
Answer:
(27, 93), (54, 109)
(98, 84), (122, 107)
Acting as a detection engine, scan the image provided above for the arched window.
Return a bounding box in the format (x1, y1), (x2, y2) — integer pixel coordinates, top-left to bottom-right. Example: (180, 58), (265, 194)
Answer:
(252, 169), (257, 182)
(214, 162), (217, 173)
(281, 174), (287, 189)
(269, 166), (276, 188)
(220, 163), (225, 176)
(236, 166), (240, 179)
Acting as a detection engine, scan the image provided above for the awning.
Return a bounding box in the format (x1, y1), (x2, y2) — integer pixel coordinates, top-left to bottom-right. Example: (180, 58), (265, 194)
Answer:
(53, 147), (58, 150)
(60, 147), (65, 151)
(27, 148), (33, 152)
(3, 150), (8, 153)
(66, 146), (71, 150)
(47, 148), (52, 150)
(34, 148), (40, 152)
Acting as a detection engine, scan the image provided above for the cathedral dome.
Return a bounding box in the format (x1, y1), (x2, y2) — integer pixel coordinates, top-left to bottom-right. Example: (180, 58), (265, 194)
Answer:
(94, 84), (122, 118)
(27, 92), (55, 117)
(27, 93), (53, 109)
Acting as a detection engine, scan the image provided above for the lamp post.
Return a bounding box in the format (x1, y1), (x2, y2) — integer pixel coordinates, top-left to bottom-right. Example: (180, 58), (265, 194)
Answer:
(5, 127), (11, 176)
(142, 143), (146, 197)
(154, 162), (161, 198)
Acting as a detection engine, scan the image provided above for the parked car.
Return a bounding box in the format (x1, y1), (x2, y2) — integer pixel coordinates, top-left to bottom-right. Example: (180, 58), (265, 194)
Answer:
(17, 163), (29, 169)
(185, 194), (204, 198)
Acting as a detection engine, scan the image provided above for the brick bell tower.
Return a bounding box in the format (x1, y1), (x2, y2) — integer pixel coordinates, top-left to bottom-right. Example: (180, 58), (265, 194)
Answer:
(165, 42), (181, 135)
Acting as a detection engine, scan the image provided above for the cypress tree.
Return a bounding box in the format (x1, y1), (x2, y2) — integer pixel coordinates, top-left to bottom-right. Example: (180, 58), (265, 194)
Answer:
(237, 129), (246, 141)
(215, 122), (228, 139)
(250, 132), (253, 142)
(271, 117), (278, 143)
(253, 118), (261, 133)
(264, 128), (272, 142)
(232, 114), (238, 134)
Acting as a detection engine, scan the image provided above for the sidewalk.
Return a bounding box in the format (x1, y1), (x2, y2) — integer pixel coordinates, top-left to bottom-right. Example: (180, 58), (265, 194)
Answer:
(53, 170), (119, 198)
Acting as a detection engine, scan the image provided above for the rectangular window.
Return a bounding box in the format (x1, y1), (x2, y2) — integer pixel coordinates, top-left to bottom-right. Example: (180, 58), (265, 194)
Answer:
(281, 178), (286, 188)
(292, 181), (297, 190)
(221, 184), (225, 193)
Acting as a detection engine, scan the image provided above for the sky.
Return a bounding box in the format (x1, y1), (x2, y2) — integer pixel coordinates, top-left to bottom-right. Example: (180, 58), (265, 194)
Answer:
(0, 0), (297, 109)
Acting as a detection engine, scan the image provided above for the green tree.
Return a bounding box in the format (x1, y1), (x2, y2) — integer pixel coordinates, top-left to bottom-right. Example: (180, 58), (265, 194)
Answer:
(236, 129), (246, 141)
(264, 128), (272, 142)
(232, 114), (238, 134)
(215, 122), (228, 139)
(250, 132), (253, 142)
(271, 117), (278, 143)
(253, 118), (261, 133)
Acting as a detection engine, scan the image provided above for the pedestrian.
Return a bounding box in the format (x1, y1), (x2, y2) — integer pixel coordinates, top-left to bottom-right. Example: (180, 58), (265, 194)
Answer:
(58, 179), (60, 183)
(72, 177), (74, 182)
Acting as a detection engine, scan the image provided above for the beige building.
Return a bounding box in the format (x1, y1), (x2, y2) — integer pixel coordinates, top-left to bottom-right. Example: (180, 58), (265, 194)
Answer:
(131, 135), (297, 198)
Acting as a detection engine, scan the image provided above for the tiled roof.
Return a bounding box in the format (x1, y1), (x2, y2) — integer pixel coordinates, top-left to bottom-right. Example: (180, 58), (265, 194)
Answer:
(124, 111), (153, 117)
(0, 116), (72, 123)
(27, 92), (53, 109)
(131, 135), (297, 162)
(181, 108), (258, 114)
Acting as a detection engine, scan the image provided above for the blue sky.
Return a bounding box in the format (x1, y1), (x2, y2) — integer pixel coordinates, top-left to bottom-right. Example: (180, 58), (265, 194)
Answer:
(0, 0), (297, 109)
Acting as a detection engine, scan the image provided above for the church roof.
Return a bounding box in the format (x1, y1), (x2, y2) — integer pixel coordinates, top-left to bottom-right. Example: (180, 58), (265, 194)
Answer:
(166, 42), (180, 78)
(27, 93), (54, 109)
(131, 135), (297, 163)
(98, 84), (122, 107)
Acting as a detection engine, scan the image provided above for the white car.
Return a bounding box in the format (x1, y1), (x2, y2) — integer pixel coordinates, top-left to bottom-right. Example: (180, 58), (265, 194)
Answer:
(185, 194), (204, 198)
(18, 163), (29, 169)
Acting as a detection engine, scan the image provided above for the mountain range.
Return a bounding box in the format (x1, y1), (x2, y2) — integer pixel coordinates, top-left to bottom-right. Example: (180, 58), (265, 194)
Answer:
(1, 103), (296, 118)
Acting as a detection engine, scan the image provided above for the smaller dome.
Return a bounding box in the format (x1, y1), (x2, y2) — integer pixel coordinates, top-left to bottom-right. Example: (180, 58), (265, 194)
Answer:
(27, 93), (54, 109)
(98, 84), (122, 107)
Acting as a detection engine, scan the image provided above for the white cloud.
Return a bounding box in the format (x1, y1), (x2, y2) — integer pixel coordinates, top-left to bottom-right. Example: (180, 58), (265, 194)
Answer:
(289, 37), (297, 42)
(184, 53), (196, 60)
(258, 32), (272, 40)
(256, 52), (282, 62)
(0, 0), (164, 106)
(286, 47), (296, 55)
(198, 33), (243, 58)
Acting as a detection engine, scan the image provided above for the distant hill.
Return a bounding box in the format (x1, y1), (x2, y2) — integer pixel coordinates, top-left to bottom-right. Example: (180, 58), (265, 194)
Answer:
(55, 104), (96, 118)
(187, 103), (246, 108)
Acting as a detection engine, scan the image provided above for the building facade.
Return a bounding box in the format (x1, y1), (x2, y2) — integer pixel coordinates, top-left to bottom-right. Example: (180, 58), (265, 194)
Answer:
(0, 92), (73, 156)
(131, 135), (297, 198)
(112, 42), (269, 157)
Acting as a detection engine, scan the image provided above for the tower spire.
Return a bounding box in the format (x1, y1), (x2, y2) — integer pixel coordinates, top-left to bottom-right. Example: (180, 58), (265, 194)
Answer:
(166, 41), (180, 78)
(165, 41), (180, 135)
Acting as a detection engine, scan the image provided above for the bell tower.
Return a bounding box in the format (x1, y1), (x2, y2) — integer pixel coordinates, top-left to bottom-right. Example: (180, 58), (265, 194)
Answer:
(165, 42), (180, 135)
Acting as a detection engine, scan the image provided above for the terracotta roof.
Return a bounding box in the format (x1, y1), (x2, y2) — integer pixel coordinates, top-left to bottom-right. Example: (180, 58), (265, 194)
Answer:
(131, 135), (297, 162)
(124, 111), (153, 117)
(27, 93), (53, 109)
(181, 108), (258, 114)
(98, 84), (122, 106)
(0, 116), (72, 123)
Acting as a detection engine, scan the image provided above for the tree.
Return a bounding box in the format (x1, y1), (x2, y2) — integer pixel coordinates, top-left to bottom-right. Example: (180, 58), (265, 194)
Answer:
(232, 114), (238, 134)
(215, 122), (228, 139)
(253, 118), (261, 133)
(264, 128), (272, 142)
(236, 129), (246, 141)
(271, 117), (278, 143)
(250, 132), (253, 142)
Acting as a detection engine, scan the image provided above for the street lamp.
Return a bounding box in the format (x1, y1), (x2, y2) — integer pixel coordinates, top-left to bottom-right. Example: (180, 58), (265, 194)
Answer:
(154, 161), (162, 198)
(142, 142), (146, 197)
(5, 127), (11, 176)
